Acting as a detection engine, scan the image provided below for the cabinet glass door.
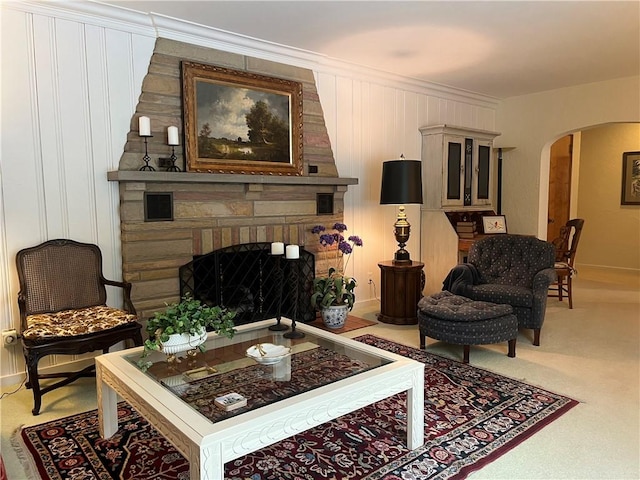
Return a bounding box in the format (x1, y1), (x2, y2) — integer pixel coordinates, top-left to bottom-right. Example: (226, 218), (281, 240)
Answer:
(473, 141), (492, 205)
(444, 137), (464, 206)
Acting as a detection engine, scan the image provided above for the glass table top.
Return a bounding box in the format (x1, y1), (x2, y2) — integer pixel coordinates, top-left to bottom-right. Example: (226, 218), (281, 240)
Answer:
(125, 322), (393, 423)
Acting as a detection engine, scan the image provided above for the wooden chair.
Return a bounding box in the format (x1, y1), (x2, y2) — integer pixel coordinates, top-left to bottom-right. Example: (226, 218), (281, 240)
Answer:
(15, 239), (143, 415)
(549, 219), (585, 309)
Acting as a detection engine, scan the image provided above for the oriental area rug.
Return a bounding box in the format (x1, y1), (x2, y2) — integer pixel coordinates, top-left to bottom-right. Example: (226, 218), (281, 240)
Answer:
(13, 335), (577, 480)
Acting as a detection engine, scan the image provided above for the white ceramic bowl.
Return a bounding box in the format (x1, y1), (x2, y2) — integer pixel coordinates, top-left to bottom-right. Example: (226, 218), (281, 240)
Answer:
(246, 343), (291, 365)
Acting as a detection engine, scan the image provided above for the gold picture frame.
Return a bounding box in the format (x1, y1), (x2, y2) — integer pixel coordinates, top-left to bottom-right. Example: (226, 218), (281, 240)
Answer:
(182, 61), (303, 175)
(621, 151), (640, 205)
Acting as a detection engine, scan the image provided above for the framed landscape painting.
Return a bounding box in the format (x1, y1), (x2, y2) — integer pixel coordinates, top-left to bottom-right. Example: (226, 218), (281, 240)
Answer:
(182, 61), (303, 175)
(621, 151), (640, 205)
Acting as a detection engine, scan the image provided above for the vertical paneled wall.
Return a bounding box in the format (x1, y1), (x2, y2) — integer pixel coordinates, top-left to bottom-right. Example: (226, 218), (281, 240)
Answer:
(0, 4), (156, 382)
(0, 2), (497, 383)
(317, 75), (496, 302)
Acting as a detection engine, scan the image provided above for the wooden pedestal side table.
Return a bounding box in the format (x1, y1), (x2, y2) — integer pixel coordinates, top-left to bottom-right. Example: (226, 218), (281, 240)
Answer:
(377, 260), (425, 325)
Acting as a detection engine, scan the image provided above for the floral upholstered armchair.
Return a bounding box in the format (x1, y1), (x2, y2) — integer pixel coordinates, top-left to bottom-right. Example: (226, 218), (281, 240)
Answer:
(16, 239), (143, 415)
(443, 234), (556, 346)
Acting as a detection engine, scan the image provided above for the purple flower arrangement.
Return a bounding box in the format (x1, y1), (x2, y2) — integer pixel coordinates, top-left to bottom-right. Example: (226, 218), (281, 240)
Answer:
(310, 223), (363, 311)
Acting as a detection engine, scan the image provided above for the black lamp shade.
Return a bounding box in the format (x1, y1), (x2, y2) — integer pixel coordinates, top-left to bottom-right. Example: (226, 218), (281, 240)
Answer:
(380, 160), (423, 205)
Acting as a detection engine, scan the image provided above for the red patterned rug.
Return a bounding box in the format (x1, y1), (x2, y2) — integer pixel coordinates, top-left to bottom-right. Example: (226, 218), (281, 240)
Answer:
(14, 335), (577, 480)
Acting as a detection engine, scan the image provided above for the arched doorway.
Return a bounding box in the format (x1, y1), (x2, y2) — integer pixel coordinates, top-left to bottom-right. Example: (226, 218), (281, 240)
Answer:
(542, 123), (640, 271)
(547, 134), (573, 242)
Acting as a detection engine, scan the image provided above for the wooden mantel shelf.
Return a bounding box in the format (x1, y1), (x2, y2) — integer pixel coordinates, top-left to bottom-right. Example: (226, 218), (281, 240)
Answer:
(107, 170), (358, 187)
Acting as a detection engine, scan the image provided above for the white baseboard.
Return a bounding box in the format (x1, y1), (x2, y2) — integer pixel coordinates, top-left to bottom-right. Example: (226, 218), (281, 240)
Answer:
(0, 357), (96, 389)
(353, 298), (380, 310)
(576, 263), (640, 274)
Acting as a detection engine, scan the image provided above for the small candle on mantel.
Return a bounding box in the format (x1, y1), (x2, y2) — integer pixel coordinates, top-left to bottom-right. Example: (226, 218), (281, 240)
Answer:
(138, 116), (151, 136)
(167, 126), (179, 146)
(271, 242), (284, 255)
(285, 244), (299, 259)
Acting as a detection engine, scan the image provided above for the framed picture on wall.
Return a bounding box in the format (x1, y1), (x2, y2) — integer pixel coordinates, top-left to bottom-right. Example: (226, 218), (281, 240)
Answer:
(482, 215), (508, 234)
(181, 61), (303, 175)
(621, 151), (640, 205)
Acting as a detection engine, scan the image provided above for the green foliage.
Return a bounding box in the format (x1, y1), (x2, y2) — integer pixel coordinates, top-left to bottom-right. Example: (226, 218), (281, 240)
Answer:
(137, 294), (236, 371)
(245, 100), (289, 161)
(310, 267), (357, 311)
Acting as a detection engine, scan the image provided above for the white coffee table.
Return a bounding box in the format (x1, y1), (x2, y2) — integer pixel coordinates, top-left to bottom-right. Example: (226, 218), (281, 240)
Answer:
(96, 318), (424, 480)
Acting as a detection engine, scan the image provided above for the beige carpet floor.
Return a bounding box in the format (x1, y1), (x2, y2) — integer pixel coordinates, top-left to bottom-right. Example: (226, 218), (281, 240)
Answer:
(1, 265), (639, 479)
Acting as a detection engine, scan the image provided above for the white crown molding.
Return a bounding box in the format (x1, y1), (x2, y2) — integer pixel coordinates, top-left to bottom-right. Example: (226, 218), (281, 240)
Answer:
(4, 0), (156, 37)
(150, 12), (499, 108)
(6, 1), (499, 108)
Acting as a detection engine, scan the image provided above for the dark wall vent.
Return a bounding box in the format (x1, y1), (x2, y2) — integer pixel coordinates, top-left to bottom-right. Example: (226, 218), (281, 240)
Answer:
(316, 193), (334, 215)
(144, 192), (173, 222)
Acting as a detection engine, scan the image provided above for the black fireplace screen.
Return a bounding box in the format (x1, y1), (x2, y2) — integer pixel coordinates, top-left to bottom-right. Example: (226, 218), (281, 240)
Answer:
(179, 242), (316, 326)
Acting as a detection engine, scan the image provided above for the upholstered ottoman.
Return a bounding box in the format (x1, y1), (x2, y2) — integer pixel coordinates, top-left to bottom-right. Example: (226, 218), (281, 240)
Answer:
(417, 291), (518, 363)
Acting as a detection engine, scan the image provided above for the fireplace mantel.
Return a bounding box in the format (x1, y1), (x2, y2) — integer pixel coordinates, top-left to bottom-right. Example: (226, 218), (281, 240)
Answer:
(108, 171), (358, 187)
(109, 169), (357, 319)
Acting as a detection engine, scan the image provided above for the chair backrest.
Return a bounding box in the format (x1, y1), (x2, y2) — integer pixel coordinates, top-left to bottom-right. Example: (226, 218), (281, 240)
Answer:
(16, 239), (107, 321)
(468, 234), (555, 287)
(552, 218), (585, 266)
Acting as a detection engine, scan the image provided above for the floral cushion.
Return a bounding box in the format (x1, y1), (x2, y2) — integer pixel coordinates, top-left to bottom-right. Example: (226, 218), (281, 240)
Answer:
(23, 305), (137, 341)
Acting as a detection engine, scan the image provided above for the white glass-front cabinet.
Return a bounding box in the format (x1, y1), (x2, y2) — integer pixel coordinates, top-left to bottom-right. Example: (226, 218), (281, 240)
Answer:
(420, 125), (500, 210)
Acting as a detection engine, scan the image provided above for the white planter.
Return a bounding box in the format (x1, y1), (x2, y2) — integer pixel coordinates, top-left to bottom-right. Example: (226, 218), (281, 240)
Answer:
(321, 304), (349, 329)
(160, 328), (207, 355)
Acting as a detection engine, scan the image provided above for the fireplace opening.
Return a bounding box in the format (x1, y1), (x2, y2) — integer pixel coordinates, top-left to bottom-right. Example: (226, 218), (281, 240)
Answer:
(179, 242), (316, 326)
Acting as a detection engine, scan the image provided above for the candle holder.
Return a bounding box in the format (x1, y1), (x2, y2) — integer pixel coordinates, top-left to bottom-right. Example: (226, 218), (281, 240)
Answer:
(139, 135), (155, 171)
(166, 146), (181, 172)
(268, 254), (289, 332)
(283, 257), (305, 339)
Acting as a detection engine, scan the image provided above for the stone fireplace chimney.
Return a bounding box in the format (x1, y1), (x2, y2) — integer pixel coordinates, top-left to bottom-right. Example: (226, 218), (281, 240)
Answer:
(108, 39), (357, 320)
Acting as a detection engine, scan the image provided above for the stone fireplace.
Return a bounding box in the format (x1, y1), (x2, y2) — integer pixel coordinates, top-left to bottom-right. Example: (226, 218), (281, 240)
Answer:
(109, 39), (357, 320)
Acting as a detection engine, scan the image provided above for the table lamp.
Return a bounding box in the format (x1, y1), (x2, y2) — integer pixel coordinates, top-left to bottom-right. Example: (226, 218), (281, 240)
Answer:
(380, 155), (423, 264)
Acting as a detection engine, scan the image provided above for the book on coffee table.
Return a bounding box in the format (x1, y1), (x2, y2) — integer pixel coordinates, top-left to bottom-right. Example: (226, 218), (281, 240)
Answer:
(214, 392), (247, 411)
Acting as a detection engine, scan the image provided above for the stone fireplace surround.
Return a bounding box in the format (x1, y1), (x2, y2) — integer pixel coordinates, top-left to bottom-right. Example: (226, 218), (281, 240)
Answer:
(109, 39), (357, 320)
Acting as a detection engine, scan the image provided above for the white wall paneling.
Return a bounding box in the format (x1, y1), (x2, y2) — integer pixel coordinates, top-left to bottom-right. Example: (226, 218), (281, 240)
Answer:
(0, 3), (155, 384)
(1, 7), (46, 378)
(320, 74), (497, 303)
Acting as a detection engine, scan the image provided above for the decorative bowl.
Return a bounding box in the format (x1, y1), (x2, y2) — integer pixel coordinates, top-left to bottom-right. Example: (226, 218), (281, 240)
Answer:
(246, 343), (291, 365)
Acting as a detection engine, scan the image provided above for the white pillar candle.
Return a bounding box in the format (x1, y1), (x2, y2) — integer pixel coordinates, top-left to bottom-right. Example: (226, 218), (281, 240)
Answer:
(271, 242), (284, 255)
(167, 126), (179, 145)
(285, 244), (299, 259)
(139, 116), (151, 136)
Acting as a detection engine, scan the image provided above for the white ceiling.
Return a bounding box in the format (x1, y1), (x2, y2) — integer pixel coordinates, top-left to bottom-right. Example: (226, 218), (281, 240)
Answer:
(104, 1), (640, 99)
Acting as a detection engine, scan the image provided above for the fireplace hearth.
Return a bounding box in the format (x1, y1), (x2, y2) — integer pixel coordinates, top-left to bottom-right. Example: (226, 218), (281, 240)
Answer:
(179, 243), (316, 325)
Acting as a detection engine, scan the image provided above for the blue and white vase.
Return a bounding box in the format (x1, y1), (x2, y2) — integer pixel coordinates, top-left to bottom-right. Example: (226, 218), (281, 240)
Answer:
(321, 304), (349, 329)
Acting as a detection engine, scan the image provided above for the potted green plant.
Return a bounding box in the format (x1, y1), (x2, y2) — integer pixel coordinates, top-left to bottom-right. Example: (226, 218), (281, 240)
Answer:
(137, 294), (236, 371)
(310, 223), (363, 329)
